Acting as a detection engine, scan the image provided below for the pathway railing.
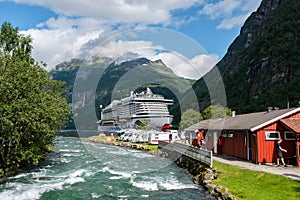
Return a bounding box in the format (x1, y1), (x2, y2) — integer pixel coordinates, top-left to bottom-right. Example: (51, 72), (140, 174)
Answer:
(158, 141), (213, 168)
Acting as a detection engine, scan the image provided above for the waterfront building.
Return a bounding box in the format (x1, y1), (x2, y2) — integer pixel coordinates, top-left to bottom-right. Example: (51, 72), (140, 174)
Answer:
(186, 107), (300, 167)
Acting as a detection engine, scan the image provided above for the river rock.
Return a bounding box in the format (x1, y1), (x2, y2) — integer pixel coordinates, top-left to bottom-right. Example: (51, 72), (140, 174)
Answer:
(222, 191), (237, 200)
(205, 183), (216, 192)
(215, 185), (226, 193)
(204, 173), (215, 180)
(202, 179), (212, 185)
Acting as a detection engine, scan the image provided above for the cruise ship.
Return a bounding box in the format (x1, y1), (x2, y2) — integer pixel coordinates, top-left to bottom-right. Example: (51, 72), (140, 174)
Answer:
(97, 88), (174, 133)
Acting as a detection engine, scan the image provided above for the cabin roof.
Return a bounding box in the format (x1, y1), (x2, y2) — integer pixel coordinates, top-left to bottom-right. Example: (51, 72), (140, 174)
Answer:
(280, 118), (300, 133)
(186, 107), (300, 132)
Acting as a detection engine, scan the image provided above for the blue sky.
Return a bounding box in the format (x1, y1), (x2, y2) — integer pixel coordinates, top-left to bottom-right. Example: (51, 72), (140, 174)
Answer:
(0, 0), (261, 79)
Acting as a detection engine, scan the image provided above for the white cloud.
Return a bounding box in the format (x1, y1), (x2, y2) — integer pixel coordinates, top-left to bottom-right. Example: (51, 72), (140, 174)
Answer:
(66, 36), (218, 79)
(21, 17), (107, 69)
(13, 0), (206, 72)
(199, 0), (241, 20)
(151, 52), (218, 79)
(21, 15), (218, 78)
(12, 0), (199, 25)
(88, 39), (162, 60)
(199, 0), (261, 29)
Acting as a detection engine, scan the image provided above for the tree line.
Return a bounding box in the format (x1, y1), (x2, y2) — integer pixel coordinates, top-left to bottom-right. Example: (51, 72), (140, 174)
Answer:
(179, 104), (232, 130)
(0, 22), (70, 177)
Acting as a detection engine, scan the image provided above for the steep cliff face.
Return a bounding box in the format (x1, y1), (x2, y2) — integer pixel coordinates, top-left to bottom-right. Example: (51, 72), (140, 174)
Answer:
(193, 0), (300, 113)
(221, 0), (281, 65)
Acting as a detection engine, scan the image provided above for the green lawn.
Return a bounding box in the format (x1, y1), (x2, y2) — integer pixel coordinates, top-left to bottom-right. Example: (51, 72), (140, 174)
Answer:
(114, 140), (158, 152)
(212, 161), (300, 200)
(139, 143), (158, 152)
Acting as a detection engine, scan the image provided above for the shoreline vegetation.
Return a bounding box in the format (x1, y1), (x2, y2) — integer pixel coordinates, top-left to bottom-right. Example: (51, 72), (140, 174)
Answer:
(82, 134), (157, 152)
(84, 134), (300, 200)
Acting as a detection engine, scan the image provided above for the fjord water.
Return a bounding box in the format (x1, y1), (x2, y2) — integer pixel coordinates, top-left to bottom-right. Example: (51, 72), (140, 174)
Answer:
(0, 137), (213, 200)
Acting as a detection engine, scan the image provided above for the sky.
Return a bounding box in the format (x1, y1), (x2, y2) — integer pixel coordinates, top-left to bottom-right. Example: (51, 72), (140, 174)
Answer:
(0, 0), (262, 79)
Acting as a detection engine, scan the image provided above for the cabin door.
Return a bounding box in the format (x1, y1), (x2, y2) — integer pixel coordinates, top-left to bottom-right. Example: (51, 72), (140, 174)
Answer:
(248, 132), (252, 161)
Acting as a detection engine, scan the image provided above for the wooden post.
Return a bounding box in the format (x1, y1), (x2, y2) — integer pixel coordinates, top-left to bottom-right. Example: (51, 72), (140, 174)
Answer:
(297, 139), (300, 168)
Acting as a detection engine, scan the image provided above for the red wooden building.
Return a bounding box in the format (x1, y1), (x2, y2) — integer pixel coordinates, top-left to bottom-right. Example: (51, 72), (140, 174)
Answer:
(195, 107), (300, 167)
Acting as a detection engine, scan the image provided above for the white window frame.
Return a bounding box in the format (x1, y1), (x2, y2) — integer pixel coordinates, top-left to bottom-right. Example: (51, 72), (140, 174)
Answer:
(265, 131), (280, 140)
(284, 131), (295, 140)
(228, 131), (234, 138)
(222, 131), (228, 137)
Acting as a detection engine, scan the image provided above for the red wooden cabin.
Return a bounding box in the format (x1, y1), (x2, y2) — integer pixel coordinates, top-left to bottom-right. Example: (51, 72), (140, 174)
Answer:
(196, 107), (300, 167)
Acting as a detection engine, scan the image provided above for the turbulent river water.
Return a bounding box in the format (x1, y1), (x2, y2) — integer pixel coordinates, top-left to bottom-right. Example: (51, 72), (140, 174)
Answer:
(0, 137), (213, 200)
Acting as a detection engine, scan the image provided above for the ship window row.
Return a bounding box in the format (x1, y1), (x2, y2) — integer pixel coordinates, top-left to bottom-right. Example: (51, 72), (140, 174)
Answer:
(137, 104), (168, 106)
(135, 109), (169, 112)
(135, 112), (170, 115)
(101, 102), (171, 120)
(136, 104), (168, 107)
(136, 106), (167, 108)
(135, 106), (168, 109)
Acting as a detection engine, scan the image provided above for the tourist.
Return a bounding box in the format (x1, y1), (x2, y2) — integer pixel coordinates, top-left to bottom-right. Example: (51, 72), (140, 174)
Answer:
(192, 129), (203, 148)
(276, 138), (287, 167)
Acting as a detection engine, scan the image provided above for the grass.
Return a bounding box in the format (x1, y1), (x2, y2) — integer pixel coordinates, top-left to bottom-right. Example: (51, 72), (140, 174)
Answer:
(212, 161), (300, 199)
(113, 140), (158, 152)
(139, 143), (158, 152)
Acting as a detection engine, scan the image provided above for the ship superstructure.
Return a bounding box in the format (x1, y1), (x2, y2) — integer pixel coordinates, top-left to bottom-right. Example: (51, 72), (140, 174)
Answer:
(98, 88), (173, 132)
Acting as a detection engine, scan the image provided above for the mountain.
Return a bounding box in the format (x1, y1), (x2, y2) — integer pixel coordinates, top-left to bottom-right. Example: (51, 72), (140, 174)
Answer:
(50, 57), (194, 129)
(192, 0), (300, 114)
(50, 57), (113, 129)
(51, 0), (300, 129)
(96, 58), (193, 105)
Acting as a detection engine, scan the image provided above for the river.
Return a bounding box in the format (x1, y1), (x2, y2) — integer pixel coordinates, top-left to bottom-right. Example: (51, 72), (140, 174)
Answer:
(0, 137), (213, 200)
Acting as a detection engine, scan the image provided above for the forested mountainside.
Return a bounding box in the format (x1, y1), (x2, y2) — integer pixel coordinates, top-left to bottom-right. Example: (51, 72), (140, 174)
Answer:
(192, 0), (300, 114)
(50, 57), (193, 129)
(50, 57), (112, 129)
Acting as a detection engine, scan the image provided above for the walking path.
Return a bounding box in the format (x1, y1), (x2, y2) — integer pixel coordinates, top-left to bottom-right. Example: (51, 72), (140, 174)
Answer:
(213, 154), (300, 181)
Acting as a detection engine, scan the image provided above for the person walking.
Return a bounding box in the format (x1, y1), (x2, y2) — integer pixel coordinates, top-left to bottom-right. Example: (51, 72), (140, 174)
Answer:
(196, 129), (203, 148)
(276, 138), (287, 167)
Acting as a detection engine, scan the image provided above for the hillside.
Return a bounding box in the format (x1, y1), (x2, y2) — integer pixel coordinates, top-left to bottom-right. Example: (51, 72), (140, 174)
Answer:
(51, 57), (193, 129)
(192, 0), (300, 114)
(50, 57), (113, 129)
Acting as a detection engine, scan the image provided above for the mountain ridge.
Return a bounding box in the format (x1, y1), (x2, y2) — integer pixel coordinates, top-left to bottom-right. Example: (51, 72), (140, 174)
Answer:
(192, 0), (300, 114)
(51, 57), (194, 129)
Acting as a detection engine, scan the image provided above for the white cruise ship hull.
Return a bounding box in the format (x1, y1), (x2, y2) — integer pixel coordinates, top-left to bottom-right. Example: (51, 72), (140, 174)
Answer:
(98, 115), (173, 135)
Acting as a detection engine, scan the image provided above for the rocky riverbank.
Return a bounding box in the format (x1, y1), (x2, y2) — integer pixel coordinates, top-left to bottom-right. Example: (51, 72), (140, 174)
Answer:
(157, 148), (236, 200)
(82, 134), (151, 151)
